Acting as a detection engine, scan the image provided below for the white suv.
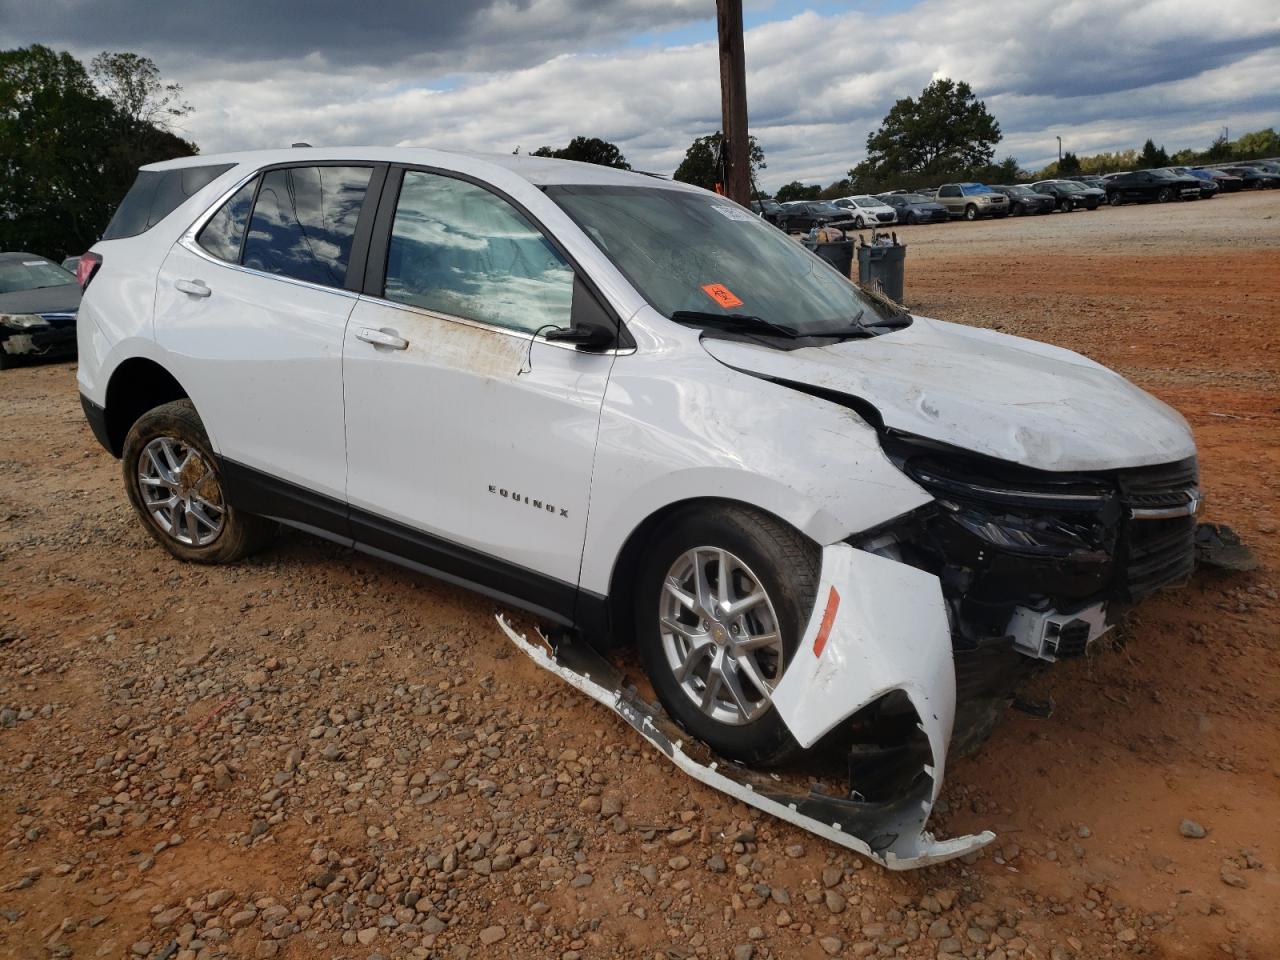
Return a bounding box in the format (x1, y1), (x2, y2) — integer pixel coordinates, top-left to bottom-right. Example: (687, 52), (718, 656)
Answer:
(77, 147), (1200, 783)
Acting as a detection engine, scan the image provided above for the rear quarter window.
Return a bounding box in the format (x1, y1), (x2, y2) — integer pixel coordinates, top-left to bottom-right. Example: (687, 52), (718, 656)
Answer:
(101, 163), (235, 241)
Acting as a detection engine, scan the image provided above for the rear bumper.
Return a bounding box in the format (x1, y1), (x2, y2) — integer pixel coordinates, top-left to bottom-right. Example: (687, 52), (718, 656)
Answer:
(79, 393), (114, 455)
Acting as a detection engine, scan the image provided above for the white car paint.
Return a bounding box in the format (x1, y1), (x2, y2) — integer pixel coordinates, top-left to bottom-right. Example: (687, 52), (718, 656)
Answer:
(833, 195), (898, 226)
(699, 315), (1195, 472)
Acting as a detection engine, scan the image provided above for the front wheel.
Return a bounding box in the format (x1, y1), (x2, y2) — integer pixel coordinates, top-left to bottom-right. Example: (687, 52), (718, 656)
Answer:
(964, 204), (978, 221)
(1108, 192), (1122, 206)
(636, 506), (819, 767)
(1157, 187), (1173, 203)
(122, 399), (277, 564)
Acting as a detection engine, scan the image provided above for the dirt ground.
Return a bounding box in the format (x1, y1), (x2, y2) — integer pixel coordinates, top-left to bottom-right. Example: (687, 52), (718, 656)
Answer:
(1, 191), (1277, 960)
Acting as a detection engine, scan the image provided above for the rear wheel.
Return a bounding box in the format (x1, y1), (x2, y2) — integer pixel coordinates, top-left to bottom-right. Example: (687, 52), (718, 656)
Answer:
(636, 506), (819, 766)
(122, 399), (277, 564)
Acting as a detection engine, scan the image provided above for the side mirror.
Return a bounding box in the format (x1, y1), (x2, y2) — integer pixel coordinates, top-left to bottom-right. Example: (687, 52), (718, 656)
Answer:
(541, 275), (624, 352)
(544, 323), (614, 351)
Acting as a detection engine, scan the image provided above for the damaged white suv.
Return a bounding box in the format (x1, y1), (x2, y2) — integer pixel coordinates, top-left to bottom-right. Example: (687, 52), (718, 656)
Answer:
(77, 148), (1199, 842)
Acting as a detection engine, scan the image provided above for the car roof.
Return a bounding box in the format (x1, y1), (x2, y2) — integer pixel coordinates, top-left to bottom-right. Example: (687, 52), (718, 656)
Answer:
(140, 146), (708, 194)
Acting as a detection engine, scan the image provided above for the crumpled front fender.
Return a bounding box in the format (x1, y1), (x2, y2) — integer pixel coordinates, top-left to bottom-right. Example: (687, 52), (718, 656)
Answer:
(772, 543), (988, 865)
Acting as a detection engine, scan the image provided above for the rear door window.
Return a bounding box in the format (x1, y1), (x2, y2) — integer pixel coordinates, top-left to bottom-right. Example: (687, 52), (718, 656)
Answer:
(241, 166), (373, 288)
(102, 164), (234, 240)
(196, 178), (258, 263)
(381, 170), (573, 334)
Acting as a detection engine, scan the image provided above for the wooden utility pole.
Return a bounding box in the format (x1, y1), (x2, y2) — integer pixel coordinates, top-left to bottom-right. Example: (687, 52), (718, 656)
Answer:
(716, 0), (750, 204)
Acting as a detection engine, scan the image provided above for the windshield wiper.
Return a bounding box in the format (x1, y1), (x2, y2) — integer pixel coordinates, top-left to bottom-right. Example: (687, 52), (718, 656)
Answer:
(669, 311), (801, 339)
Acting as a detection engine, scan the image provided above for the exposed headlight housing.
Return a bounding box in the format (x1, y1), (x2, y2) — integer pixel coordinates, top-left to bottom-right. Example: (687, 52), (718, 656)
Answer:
(0, 313), (51, 329)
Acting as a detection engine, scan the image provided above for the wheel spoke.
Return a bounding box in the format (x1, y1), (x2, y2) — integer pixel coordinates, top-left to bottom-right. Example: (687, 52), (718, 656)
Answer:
(692, 551), (715, 617)
(145, 446), (174, 484)
(661, 615), (700, 643)
(159, 438), (182, 474)
(664, 577), (696, 613)
(724, 590), (764, 618)
(734, 653), (774, 701)
(734, 629), (779, 652)
(716, 550), (730, 608)
(184, 505), (200, 544)
(719, 658), (753, 716)
(700, 666), (723, 711)
(673, 637), (715, 682)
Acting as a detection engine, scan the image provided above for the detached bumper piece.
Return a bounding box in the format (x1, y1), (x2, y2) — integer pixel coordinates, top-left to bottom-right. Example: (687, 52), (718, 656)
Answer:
(497, 544), (993, 870)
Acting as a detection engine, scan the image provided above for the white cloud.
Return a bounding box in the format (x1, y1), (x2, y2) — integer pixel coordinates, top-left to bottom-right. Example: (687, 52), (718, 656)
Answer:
(8, 0), (1278, 188)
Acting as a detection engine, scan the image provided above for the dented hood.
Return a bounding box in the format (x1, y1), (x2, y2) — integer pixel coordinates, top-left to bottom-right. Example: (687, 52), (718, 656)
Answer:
(701, 315), (1196, 472)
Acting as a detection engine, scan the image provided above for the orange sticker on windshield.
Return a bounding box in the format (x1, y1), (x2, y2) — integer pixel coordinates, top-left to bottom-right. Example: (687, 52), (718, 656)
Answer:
(701, 283), (743, 309)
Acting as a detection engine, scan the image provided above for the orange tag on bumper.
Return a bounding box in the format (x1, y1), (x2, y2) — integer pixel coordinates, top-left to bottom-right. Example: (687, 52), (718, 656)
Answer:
(701, 283), (744, 309)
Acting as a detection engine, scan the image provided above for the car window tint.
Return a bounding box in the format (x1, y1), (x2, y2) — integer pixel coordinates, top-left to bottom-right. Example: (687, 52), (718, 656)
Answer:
(241, 166), (372, 288)
(102, 164), (235, 240)
(196, 178), (258, 263)
(383, 171), (573, 334)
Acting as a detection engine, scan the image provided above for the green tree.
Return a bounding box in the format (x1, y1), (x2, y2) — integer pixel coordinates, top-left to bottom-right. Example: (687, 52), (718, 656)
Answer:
(774, 180), (820, 203)
(1057, 151), (1081, 175)
(1201, 133), (1234, 162)
(1138, 138), (1169, 168)
(0, 45), (195, 259)
(672, 131), (766, 191)
(530, 135), (630, 169)
(1234, 127), (1280, 160)
(862, 78), (1001, 183)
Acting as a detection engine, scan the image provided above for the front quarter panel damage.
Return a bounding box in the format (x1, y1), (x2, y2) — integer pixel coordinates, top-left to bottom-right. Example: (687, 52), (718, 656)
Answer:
(497, 542), (991, 868)
(773, 544), (956, 804)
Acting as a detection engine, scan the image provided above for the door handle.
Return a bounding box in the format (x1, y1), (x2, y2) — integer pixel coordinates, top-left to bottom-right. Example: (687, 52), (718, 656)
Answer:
(174, 278), (211, 297)
(356, 327), (409, 350)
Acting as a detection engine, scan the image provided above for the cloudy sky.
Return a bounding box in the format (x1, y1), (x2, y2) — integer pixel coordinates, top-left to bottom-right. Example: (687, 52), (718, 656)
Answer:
(4, 0), (1278, 189)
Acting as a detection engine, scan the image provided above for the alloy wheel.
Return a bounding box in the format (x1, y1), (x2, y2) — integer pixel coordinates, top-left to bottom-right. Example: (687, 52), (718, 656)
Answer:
(658, 546), (784, 726)
(137, 436), (225, 546)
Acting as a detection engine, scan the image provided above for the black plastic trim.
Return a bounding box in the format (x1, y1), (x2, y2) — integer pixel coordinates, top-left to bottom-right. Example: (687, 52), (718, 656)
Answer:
(216, 457), (583, 629)
(343, 164), (389, 293)
(219, 458), (352, 541)
(79, 394), (112, 454)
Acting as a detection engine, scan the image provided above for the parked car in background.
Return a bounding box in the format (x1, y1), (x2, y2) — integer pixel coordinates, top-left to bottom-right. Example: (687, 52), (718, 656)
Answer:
(832, 195), (897, 228)
(989, 184), (1056, 216)
(935, 182), (1009, 220)
(750, 198), (784, 226)
(1163, 167), (1218, 199)
(1065, 175), (1109, 193)
(1194, 168), (1244, 192)
(875, 192), (950, 224)
(61, 255), (81, 274)
(1236, 159), (1280, 175)
(1217, 165), (1280, 189)
(778, 201), (852, 232)
(1103, 169), (1203, 205)
(1031, 179), (1103, 211)
(0, 252), (80, 368)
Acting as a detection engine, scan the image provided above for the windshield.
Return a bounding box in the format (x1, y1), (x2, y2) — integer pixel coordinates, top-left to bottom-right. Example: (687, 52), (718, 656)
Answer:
(961, 183), (993, 195)
(1057, 181), (1084, 193)
(898, 193), (931, 203)
(1005, 185), (1034, 196)
(0, 258), (74, 294)
(850, 195), (879, 206)
(549, 185), (895, 334)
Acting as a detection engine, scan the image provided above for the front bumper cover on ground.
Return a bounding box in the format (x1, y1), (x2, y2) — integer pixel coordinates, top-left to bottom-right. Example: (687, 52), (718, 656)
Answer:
(497, 543), (993, 870)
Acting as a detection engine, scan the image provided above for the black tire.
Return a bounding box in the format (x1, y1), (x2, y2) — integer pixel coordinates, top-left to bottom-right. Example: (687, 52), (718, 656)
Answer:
(1157, 187), (1173, 203)
(963, 204), (978, 221)
(1011, 202), (1023, 217)
(635, 505), (819, 767)
(1059, 198), (1073, 212)
(122, 399), (277, 564)
(1108, 192), (1122, 207)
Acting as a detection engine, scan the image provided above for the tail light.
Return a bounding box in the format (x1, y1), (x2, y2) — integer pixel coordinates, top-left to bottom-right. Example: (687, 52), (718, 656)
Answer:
(76, 252), (102, 291)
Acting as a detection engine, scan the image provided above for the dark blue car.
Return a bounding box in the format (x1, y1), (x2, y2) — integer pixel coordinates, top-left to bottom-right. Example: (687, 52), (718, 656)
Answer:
(875, 192), (949, 224)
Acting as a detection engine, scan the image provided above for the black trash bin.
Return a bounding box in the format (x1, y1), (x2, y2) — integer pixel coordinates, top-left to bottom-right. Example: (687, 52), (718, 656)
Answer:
(857, 243), (907, 303)
(802, 238), (854, 279)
